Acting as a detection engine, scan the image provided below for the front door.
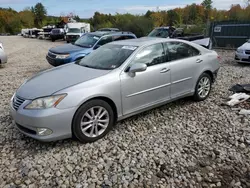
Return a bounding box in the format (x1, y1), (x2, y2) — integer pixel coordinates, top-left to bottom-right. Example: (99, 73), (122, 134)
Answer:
(120, 43), (171, 116)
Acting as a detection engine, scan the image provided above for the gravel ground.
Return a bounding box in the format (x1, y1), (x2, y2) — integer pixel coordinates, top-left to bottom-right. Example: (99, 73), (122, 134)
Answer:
(0, 36), (250, 188)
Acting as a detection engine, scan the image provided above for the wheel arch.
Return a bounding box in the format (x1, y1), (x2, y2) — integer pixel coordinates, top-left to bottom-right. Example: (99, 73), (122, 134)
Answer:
(203, 70), (214, 83)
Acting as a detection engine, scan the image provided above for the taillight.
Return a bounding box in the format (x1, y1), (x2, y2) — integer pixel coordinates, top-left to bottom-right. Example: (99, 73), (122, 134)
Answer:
(217, 55), (221, 62)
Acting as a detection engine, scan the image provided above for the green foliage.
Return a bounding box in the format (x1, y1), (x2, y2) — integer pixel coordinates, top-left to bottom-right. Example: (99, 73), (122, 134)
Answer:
(31, 3), (47, 27)
(184, 24), (206, 35)
(202, 0), (213, 10)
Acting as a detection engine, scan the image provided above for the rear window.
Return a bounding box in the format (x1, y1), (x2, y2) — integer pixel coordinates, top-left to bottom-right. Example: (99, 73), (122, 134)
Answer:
(113, 35), (135, 41)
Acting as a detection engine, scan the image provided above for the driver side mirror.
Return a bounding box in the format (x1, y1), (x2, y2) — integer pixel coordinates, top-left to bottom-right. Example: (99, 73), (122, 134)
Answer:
(129, 63), (147, 73)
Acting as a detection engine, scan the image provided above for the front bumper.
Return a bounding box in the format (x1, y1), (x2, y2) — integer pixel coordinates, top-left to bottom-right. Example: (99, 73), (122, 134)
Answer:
(0, 51), (7, 64)
(10, 97), (77, 142)
(46, 55), (71, 66)
(50, 34), (64, 40)
(235, 52), (250, 63)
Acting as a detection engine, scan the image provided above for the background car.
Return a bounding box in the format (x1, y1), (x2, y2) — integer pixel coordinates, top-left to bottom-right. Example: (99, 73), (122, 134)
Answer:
(235, 39), (250, 63)
(50, 28), (65, 42)
(0, 42), (7, 66)
(46, 31), (136, 66)
(11, 38), (220, 143)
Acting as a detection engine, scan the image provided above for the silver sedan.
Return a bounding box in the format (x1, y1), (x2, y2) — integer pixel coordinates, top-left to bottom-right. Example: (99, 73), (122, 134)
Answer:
(0, 42), (7, 65)
(10, 38), (220, 142)
(235, 39), (250, 63)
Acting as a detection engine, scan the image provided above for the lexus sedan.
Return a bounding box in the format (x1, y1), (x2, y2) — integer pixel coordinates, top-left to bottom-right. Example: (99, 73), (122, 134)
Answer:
(0, 42), (7, 65)
(235, 39), (250, 63)
(10, 38), (220, 142)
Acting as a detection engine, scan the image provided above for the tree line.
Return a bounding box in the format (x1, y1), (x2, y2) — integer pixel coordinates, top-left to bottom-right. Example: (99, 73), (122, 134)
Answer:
(0, 1), (250, 37)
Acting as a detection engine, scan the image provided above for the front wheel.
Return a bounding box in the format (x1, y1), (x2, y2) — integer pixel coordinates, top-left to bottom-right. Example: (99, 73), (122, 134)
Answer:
(72, 99), (115, 143)
(193, 73), (212, 101)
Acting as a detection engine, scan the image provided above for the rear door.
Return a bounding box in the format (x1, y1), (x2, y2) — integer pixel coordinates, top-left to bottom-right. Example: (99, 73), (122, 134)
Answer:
(164, 41), (202, 98)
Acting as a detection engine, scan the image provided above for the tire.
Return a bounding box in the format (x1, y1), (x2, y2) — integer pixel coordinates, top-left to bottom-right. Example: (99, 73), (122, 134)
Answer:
(193, 73), (212, 101)
(52, 39), (55, 42)
(67, 41), (70, 43)
(72, 99), (115, 143)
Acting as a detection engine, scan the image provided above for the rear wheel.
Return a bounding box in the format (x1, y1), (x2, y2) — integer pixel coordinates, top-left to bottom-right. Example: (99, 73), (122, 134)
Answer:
(72, 99), (115, 143)
(193, 73), (212, 101)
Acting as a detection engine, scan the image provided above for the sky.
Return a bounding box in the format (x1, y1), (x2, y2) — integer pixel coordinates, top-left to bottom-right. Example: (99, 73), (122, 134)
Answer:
(0, 0), (246, 18)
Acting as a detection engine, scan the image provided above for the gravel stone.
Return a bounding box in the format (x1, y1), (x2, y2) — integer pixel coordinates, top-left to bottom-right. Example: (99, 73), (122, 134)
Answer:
(0, 38), (250, 187)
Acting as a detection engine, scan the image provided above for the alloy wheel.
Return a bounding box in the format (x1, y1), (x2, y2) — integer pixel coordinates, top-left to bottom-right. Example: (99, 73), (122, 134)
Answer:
(197, 77), (211, 98)
(80, 106), (109, 138)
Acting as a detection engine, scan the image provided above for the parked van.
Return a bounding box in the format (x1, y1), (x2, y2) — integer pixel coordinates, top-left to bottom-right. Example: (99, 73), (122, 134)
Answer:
(65, 22), (91, 43)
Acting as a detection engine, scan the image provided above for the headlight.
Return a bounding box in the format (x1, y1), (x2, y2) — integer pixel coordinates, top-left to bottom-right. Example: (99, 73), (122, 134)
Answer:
(56, 54), (70, 59)
(237, 48), (244, 53)
(25, 94), (67, 109)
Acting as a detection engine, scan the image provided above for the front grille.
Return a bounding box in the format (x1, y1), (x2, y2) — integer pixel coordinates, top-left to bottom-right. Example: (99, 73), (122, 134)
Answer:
(46, 56), (58, 66)
(245, 50), (250, 55)
(48, 51), (57, 59)
(13, 95), (25, 110)
(242, 58), (250, 62)
(52, 30), (60, 34)
(68, 35), (78, 39)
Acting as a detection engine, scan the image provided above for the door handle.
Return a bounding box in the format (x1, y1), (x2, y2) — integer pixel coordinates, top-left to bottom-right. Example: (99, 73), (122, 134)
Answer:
(196, 59), (203, 63)
(160, 68), (170, 73)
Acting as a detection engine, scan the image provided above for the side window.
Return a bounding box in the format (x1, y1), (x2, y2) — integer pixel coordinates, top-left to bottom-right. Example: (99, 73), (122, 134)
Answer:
(113, 35), (135, 41)
(164, 42), (200, 61)
(131, 43), (165, 67)
(97, 36), (113, 46)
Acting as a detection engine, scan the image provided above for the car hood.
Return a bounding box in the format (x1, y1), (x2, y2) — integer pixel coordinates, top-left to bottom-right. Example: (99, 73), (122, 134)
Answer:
(50, 44), (91, 54)
(241, 42), (250, 50)
(16, 64), (110, 99)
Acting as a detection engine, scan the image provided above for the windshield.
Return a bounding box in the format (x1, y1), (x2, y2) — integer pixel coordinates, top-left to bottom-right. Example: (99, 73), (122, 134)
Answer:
(68, 28), (81, 33)
(148, 28), (169, 38)
(74, 34), (100, 48)
(77, 44), (137, 70)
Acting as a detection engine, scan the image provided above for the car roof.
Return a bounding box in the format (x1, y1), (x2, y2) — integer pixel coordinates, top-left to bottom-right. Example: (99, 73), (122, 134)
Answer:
(111, 37), (171, 46)
(89, 31), (135, 37)
(111, 37), (204, 48)
(98, 28), (119, 31)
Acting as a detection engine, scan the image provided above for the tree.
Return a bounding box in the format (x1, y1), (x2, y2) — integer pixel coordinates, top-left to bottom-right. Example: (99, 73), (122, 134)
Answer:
(73, 15), (81, 22)
(31, 3), (47, 27)
(145, 10), (153, 18)
(19, 10), (34, 28)
(228, 4), (242, 20)
(202, 0), (213, 20)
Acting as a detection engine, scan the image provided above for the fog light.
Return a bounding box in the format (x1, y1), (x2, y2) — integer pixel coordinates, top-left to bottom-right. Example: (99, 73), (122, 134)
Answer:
(37, 128), (52, 136)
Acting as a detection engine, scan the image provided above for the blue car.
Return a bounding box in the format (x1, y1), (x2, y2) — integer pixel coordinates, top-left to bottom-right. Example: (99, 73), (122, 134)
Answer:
(46, 31), (137, 66)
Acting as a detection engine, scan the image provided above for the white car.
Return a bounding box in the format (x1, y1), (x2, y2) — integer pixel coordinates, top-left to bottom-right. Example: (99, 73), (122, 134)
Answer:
(235, 39), (250, 63)
(0, 43), (7, 65)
